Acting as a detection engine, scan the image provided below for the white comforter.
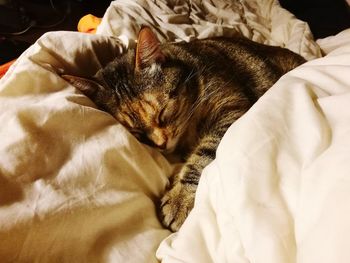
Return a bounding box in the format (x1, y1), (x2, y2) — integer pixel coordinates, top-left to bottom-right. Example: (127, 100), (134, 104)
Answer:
(0, 0), (349, 262)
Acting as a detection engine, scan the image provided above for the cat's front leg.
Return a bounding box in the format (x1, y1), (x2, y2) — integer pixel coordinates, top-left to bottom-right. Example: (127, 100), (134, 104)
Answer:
(160, 138), (216, 232)
(159, 172), (196, 232)
(159, 111), (240, 231)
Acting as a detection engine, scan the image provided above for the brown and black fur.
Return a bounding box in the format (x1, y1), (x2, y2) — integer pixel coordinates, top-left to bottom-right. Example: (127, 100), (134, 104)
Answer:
(63, 26), (305, 232)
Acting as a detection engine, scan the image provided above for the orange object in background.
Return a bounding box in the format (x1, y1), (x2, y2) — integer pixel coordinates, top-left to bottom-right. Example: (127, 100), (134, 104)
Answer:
(0, 59), (16, 79)
(78, 14), (102, 34)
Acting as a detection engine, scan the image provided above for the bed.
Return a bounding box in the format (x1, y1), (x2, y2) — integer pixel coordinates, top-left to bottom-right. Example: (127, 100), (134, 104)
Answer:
(1, 0), (349, 262)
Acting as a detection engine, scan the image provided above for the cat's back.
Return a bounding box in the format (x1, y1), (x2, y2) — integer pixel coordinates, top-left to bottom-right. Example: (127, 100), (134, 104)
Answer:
(163, 35), (305, 97)
(166, 35), (305, 74)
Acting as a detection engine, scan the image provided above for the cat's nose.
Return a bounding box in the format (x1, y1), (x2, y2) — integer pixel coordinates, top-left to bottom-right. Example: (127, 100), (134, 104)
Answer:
(151, 129), (168, 150)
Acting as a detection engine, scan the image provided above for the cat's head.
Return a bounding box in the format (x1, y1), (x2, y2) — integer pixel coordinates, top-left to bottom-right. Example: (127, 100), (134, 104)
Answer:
(63, 26), (197, 153)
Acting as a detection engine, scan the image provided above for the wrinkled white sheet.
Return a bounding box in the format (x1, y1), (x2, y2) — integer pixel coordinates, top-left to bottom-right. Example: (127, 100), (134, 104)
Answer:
(0, 0), (332, 262)
(157, 29), (350, 263)
(98, 0), (321, 60)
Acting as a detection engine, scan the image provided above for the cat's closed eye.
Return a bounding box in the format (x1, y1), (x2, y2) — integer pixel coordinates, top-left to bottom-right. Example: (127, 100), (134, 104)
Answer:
(130, 129), (143, 140)
(158, 107), (168, 127)
(158, 106), (178, 127)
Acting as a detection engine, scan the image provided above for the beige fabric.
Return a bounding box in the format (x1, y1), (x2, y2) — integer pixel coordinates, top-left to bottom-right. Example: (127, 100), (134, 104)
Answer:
(0, 32), (172, 262)
(317, 28), (350, 55)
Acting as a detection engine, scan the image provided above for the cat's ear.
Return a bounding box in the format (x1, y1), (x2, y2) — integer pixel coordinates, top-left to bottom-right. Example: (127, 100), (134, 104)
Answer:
(62, 75), (103, 98)
(135, 26), (165, 72)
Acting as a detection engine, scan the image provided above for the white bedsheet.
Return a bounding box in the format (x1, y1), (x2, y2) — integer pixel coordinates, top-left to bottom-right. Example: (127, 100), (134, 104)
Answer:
(97, 0), (321, 60)
(0, 0), (341, 262)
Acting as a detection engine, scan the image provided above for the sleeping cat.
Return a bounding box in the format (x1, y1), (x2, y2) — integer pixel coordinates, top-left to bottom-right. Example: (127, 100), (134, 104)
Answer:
(63, 26), (305, 232)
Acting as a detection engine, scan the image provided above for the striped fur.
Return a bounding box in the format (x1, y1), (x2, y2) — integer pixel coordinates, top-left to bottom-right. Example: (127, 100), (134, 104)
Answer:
(63, 27), (305, 231)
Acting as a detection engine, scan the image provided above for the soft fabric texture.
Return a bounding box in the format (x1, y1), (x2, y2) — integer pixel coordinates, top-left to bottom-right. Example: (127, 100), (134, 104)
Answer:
(97, 0), (321, 60)
(0, 0), (347, 262)
(0, 32), (172, 262)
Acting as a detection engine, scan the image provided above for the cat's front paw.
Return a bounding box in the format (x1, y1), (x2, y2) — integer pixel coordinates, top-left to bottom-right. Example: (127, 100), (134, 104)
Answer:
(159, 182), (195, 232)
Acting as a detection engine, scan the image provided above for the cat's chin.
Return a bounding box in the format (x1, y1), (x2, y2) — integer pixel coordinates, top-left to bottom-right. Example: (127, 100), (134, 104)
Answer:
(164, 137), (180, 154)
(160, 147), (175, 155)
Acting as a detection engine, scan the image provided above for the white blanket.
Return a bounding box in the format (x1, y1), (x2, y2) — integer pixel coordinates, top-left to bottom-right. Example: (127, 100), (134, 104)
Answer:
(0, 0), (345, 262)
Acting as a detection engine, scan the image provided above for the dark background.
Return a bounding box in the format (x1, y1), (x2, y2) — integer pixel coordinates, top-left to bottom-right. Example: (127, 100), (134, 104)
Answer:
(0, 0), (111, 64)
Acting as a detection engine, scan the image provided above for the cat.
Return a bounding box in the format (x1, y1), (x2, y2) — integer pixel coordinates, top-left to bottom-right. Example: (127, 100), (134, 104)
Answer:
(62, 26), (305, 232)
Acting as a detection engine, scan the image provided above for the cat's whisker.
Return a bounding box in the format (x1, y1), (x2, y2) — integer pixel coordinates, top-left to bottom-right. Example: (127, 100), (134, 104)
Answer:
(183, 63), (216, 85)
(180, 65), (218, 125)
(183, 68), (197, 83)
(182, 85), (219, 124)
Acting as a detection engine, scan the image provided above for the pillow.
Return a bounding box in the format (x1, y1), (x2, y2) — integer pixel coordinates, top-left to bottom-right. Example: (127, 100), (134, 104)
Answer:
(0, 31), (172, 262)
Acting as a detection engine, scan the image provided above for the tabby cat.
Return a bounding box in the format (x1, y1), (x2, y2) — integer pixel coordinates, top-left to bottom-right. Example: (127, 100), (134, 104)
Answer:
(63, 26), (305, 232)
